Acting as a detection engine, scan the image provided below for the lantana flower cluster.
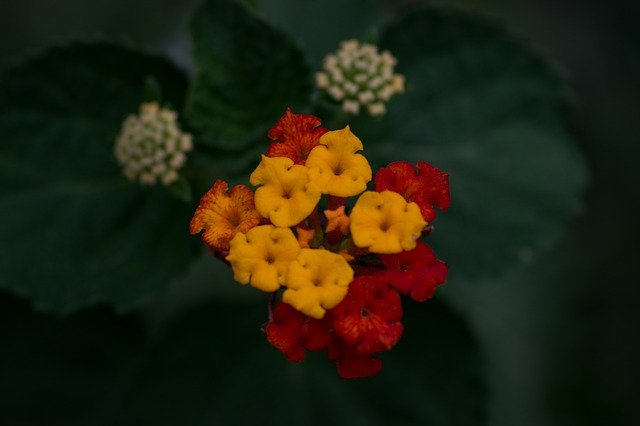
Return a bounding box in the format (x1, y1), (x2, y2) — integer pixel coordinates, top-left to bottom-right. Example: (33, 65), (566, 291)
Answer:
(114, 102), (193, 186)
(316, 40), (405, 116)
(190, 109), (450, 379)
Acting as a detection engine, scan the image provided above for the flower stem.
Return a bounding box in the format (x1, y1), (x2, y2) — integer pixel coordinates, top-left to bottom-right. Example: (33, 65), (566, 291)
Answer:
(268, 291), (276, 322)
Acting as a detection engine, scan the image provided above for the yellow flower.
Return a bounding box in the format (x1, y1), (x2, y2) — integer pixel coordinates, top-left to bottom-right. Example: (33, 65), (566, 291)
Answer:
(250, 155), (321, 227)
(324, 205), (350, 234)
(350, 190), (426, 254)
(306, 126), (372, 197)
(226, 225), (301, 292)
(282, 249), (354, 319)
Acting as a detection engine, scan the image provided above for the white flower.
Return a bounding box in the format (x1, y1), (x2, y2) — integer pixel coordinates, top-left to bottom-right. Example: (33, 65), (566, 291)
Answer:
(316, 72), (330, 88)
(316, 39), (405, 116)
(342, 100), (360, 114)
(367, 103), (386, 117)
(113, 102), (193, 186)
(328, 85), (345, 100)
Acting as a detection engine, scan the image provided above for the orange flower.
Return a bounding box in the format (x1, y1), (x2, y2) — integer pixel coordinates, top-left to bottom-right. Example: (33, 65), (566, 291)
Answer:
(295, 227), (316, 248)
(189, 179), (262, 251)
(324, 206), (350, 234)
(267, 108), (328, 164)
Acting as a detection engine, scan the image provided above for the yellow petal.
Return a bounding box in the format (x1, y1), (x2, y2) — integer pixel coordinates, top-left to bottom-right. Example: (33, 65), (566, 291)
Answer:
(306, 126), (372, 197)
(282, 248), (354, 319)
(350, 190), (426, 254)
(250, 155), (321, 227)
(226, 225), (301, 292)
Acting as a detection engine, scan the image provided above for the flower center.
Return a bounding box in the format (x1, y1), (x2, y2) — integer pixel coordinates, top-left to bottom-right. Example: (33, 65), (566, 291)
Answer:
(227, 212), (241, 228)
(379, 220), (391, 232)
(360, 308), (371, 318)
(281, 188), (293, 199)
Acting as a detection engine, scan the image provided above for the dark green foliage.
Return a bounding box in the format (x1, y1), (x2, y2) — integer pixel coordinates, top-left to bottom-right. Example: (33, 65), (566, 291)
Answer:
(344, 9), (588, 282)
(0, 43), (199, 313)
(0, 294), (485, 425)
(185, 0), (312, 151)
(0, 2), (592, 424)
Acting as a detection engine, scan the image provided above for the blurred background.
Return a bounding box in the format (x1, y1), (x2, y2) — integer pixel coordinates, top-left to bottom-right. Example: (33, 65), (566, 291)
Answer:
(0, 0), (638, 425)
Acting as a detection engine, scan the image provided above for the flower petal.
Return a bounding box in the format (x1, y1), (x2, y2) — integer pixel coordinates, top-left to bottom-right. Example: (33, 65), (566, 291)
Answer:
(189, 179), (261, 251)
(379, 242), (448, 302)
(350, 190), (426, 254)
(226, 225), (300, 292)
(375, 161), (450, 222)
(331, 275), (404, 354)
(265, 302), (333, 362)
(250, 156), (321, 227)
(306, 126), (372, 197)
(282, 248), (354, 319)
(266, 108), (328, 164)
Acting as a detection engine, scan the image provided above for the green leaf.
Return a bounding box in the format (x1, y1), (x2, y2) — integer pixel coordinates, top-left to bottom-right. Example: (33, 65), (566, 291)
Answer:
(344, 8), (589, 282)
(0, 293), (485, 425)
(0, 295), (142, 425)
(166, 176), (192, 203)
(255, 0), (389, 67)
(185, 0), (312, 151)
(0, 42), (200, 314)
(142, 75), (164, 103)
(134, 300), (487, 425)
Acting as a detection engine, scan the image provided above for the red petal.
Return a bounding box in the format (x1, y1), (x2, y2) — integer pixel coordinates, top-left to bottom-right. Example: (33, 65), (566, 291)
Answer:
(336, 354), (382, 379)
(379, 242), (448, 302)
(331, 276), (404, 354)
(375, 161), (450, 222)
(266, 108), (327, 164)
(329, 340), (383, 379)
(265, 302), (332, 362)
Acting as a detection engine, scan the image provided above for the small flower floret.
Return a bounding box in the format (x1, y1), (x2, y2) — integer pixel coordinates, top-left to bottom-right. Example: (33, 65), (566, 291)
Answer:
(315, 40), (405, 116)
(375, 161), (450, 223)
(306, 126), (372, 197)
(331, 275), (404, 354)
(324, 206), (350, 235)
(350, 190), (426, 253)
(250, 156), (321, 227)
(265, 302), (333, 362)
(226, 225), (300, 292)
(282, 249), (354, 319)
(267, 108), (328, 164)
(114, 102), (192, 185)
(379, 242), (448, 302)
(189, 179), (261, 252)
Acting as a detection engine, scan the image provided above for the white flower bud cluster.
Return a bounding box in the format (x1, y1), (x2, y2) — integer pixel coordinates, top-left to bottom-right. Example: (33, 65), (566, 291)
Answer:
(315, 39), (405, 116)
(114, 102), (193, 186)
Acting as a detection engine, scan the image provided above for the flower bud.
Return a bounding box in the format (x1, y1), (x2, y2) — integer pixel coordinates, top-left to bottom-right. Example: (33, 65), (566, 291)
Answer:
(114, 102), (193, 186)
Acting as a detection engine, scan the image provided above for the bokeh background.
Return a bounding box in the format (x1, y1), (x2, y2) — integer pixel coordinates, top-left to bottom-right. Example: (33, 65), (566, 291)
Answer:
(0, 0), (638, 425)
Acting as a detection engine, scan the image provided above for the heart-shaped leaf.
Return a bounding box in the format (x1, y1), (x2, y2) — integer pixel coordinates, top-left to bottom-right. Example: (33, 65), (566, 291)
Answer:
(185, 0), (312, 151)
(343, 8), (588, 283)
(0, 42), (200, 313)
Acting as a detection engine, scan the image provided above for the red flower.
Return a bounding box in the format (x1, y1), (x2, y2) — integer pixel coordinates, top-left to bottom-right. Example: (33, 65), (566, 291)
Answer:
(265, 302), (332, 362)
(327, 339), (382, 379)
(331, 275), (404, 355)
(375, 161), (450, 223)
(267, 108), (328, 164)
(379, 242), (448, 302)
